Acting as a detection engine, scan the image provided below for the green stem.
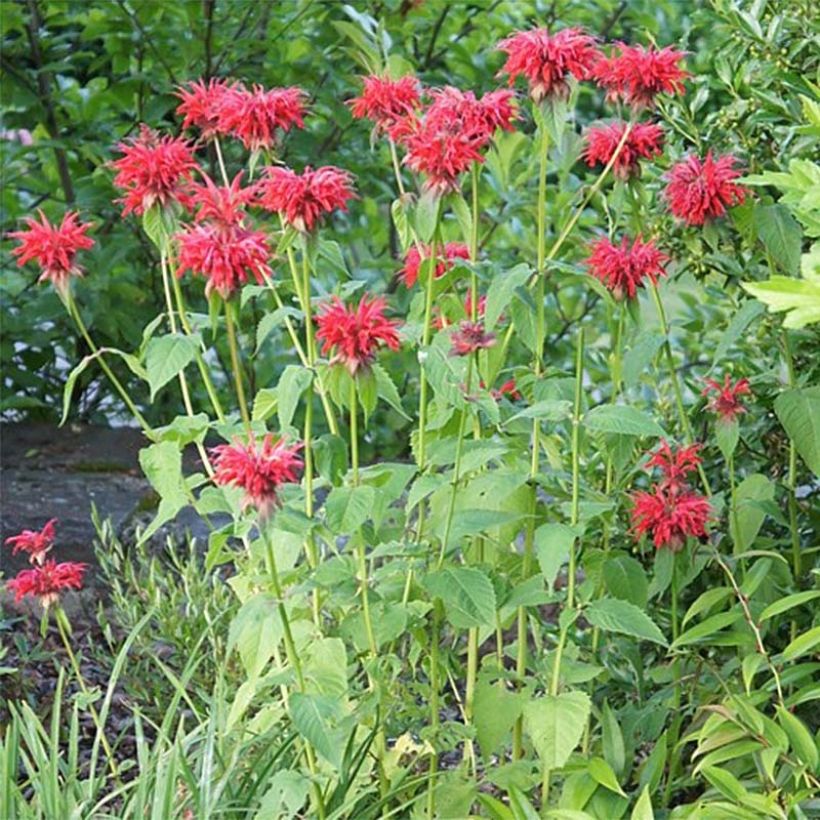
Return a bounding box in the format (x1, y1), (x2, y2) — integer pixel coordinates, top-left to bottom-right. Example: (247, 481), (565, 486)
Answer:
(389, 139), (407, 197)
(781, 331), (801, 581)
(213, 136), (230, 187)
(663, 557), (682, 805)
(427, 600), (443, 819)
(224, 300), (251, 432)
(470, 162), (480, 318)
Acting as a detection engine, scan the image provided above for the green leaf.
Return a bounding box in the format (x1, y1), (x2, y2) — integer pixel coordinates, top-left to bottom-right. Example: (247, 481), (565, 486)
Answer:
(713, 301), (765, 365)
(256, 306), (302, 353)
(288, 693), (346, 769)
(227, 593), (281, 679)
(583, 405), (666, 438)
(682, 587), (732, 628)
(253, 388), (277, 422)
(782, 625), (820, 662)
(137, 441), (188, 541)
(153, 413), (209, 446)
(776, 706), (819, 771)
(754, 203), (802, 274)
(715, 417), (739, 460)
(473, 677), (526, 757)
(523, 690), (591, 770)
(585, 598), (667, 646)
(671, 610), (743, 649)
(742, 277), (820, 328)
(730, 474), (775, 553)
(601, 702), (626, 779)
(630, 786), (654, 820)
(774, 387), (820, 476)
(603, 554), (648, 609)
(373, 363), (410, 420)
(145, 333), (199, 400)
(415, 188), (439, 243)
(313, 434), (348, 486)
(535, 523), (576, 594)
(258, 770), (310, 820)
(485, 263), (531, 331)
(324, 485), (376, 534)
(445, 508), (524, 546)
(423, 567), (497, 628)
(391, 198), (410, 250)
(277, 365), (313, 430)
(588, 757), (626, 797)
(760, 591), (820, 621)
(623, 332), (665, 389)
(505, 399), (572, 425)
(701, 766), (748, 803)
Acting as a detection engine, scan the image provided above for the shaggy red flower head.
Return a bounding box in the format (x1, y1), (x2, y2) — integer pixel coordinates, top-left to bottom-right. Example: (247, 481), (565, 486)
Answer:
(176, 223), (271, 299)
(485, 378), (521, 401)
(594, 43), (688, 109)
(9, 210), (94, 293)
(188, 171), (256, 227)
(400, 242), (470, 288)
(497, 27), (600, 101)
(315, 295), (401, 375)
(4, 519), (57, 565)
(645, 440), (702, 491)
(216, 84), (306, 151)
(664, 152), (748, 225)
(112, 126), (196, 216)
(631, 486), (710, 551)
(585, 234), (667, 300)
(702, 374), (751, 422)
(211, 434), (303, 515)
(256, 165), (356, 232)
(349, 75), (421, 132)
(176, 78), (239, 138)
(450, 321), (496, 356)
(7, 560), (87, 607)
(582, 121), (665, 180)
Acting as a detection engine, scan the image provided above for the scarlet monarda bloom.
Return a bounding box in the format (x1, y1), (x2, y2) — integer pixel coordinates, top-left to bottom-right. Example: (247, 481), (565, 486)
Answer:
(582, 121), (664, 180)
(488, 378), (521, 401)
(176, 78), (239, 138)
(497, 27), (600, 101)
(645, 440), (703, 492)
(594, 43), (688, 108)
(400, 242), (470, 288)
(702, 374), (751, 422)
(664, 152), (748, 225)
(215, 84), (306, 151)
(111, 126), (197, 216)
(7, 559), (87, 607)
(211, 434), (303, 515)
(188, 171), (256, 227)
(450, 321), (496, 356)
(315, 295), (401, 374)
(464, 292), (488, 320)
(256, 165), (356, 232)
(9, 210), (94, 293)
(585, 234), (667, 300)
(176, 223), (271, 299)
(349, 75), (421, 133)
(631, 486), (710, 551)
(4, 519), (57, 565)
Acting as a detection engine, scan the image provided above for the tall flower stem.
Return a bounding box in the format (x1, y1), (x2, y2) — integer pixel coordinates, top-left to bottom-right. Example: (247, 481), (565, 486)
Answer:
(63, 291), (151, 434)
(513, 122), (550, 760)
(469, 162), (481, 318)
(663, 556), (683, 805)
(260, 529), (326, 820)
(389, 140), (406, 197)
(213, 137), (231, 187)
(224, 300), (251, 432)
(649, 281), (711, 495)
(781, 331), (801, 583)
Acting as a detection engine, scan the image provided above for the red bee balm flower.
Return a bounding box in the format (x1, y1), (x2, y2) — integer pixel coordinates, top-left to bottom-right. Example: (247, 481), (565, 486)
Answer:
(497, 27), (600, 101)
(582, 121), (664, 180)
(631, 486), (710, 551)
(176, 223), (271, 299)
(316, 295), (401, 374)
(216, 84), (306, 151)
(9, 211), (94, 293)
(211, 434), (303, 515)
(176, 78), (240, 138)
(349, 75), (421, 132)
(400, 242), (470, 288)
(645, 440), (702, 491)
(594, 43), (687, 109)
(702, 375), (751, 422)
(256, 166), (356, 232)
(188, 171), (256, 227)
(664, 152), (748, 225)
(7, 560), (87, 607)
(4, 519), (57, 565)
(112, 126), (197, 216)
(450, 321), (496, 356)
(585, 235), (667, 300)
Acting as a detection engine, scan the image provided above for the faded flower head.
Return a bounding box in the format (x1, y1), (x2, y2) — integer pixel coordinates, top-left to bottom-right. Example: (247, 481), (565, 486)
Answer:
(664, 152), (748, 225)
(450, 321), (496, 356)
(585, 234), (667, 300)
(7, 559), (87, 607)
(349, 75), (421, 133)
(497, 26), (600, 101)
(400, 241), (470, 288)
(9, 210), (94, 294)
(631, 486), (710, 551)
(216, 84), (306, 151)
(582, 121), (664, 180)
(315, 294), (401, 374)
(702, 374), (751, 422)
(211, 434), (303, 516)
(4, 519), (57, 565)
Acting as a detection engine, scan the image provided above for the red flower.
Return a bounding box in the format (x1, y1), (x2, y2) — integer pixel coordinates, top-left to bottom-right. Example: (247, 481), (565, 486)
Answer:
(464, 292), (488, 320)
(497, 27), (600, 101)
(188, 171), (256, 227)
(316, 295), (401, 374)
(400, 242), (470, 287)
(594, 43), (687, 109)
(702, 375), (751, 422)
(216, 84), (306, 151)
(349, 75), (421, 132)
(176, 78), (240, 139)
(631, 486), (710, 550)
(585, 234), (667, 300)
(9, 210), (94, 293)
(664, 152), (748, 225)
(4, 519), (57, 565)
(582, 121), (664, 180)
(489, 378), (521, 401)
(112, 126), (196, 216)
(450, 321), (496, 356)
(256, 165), (356, 232)
(211, 434), (303, 515)
(176, 223), (271, 299)
(7, 559), (87, 607)
(645, 440), (702, 492)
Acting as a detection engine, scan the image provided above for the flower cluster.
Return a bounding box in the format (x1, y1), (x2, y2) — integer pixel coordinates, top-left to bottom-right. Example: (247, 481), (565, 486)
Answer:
(349, 75), (421, 133)
(582, 121), (665, 180)
(450, 321), (496, 356)
(664, 152), (748, 225)
(5, 518), (57, 564)
(585, 234), (667, 300)
(631, 441), (710, 551)
(400, 242), (470, 288)
(702, 374), (752, 422)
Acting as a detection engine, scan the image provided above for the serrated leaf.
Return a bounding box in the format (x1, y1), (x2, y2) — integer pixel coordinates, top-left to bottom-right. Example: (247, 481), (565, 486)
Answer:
(774, 387), (820, 476)
(585, 598), (667, 645)
(730, 473), (774, 553)
(145, 333), (199, 400)
(523, 690), (591, 770)
(623, 332), (665, 389)
(324, 485), (376, 534)
(373, 363), (410, 420)
(755, 203), (802, 274)
(535, 523), (576, 593)
(603, 554), (648, 609)
(256, 306), (302, 353)
(473, 677), (525, 757)
(485, 263), (531, 331)
(277, 365), (313, 430)
(584, 405), (666, 438)
(423, 567), (496, 628)
(137, 441), (188, 542)
(227, 593), (282, 679)
(288, 693), (346, 769)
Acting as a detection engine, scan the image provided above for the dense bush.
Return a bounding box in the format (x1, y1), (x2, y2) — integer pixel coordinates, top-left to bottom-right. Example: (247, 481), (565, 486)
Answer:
(2, 1), (819, 818)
